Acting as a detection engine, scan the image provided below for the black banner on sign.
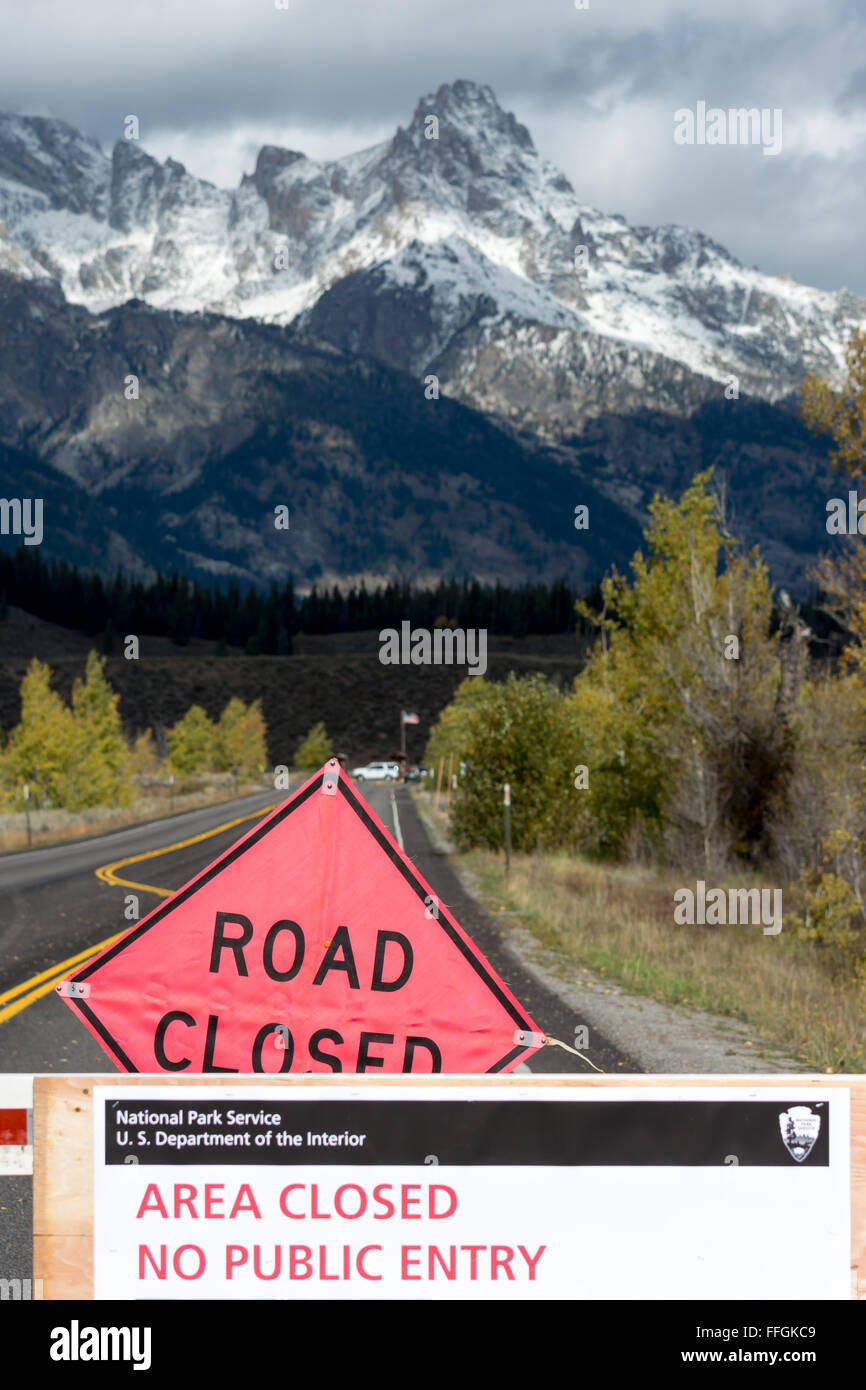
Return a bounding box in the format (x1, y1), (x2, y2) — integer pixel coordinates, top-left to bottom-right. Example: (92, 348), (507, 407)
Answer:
(103, 1097), (830, 1166)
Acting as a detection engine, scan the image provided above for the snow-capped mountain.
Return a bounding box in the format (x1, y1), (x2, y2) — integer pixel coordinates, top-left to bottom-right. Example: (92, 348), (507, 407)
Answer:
(0, 82), (857, 591)
(1, 81), (862, 441)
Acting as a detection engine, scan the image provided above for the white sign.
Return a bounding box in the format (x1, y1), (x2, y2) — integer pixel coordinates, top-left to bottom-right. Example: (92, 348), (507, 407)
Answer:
(94, 1085), (850, 1300)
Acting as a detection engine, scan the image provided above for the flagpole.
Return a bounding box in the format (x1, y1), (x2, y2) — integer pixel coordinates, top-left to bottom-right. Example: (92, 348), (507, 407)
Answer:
(400, 710), (406, 763)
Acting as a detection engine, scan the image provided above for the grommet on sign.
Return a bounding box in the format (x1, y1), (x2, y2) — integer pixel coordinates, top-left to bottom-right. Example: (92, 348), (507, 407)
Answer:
(321, 760), (339, 796)
(56, 981), (90, 998)
(512, 1026), (606, 1072)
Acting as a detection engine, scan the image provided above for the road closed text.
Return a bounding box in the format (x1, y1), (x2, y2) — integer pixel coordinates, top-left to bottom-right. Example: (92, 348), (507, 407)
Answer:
(134, 1179), (546, 1286)
(151, 913), (442, 1073)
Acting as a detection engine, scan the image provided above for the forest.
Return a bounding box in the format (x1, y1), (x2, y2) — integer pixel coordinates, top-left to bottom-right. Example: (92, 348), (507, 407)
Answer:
(0, 552), (588, 651)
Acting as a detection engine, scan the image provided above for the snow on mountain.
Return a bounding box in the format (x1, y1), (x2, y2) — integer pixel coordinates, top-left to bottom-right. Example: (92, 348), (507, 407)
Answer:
(0, 82), (862, 430)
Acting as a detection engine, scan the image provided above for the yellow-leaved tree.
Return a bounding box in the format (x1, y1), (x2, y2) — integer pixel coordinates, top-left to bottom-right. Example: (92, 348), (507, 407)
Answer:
(214, 698), (268, 775)
(65, 651), (132, 809)
(295, 722), (333, 772)
(571, 471), (787, 868)
(423, 677), (496, 774)
(3, 658), (75, 808)
(168, 705), (215, 776)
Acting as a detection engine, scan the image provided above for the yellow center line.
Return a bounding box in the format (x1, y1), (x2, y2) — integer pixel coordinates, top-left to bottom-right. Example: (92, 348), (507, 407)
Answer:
(0, 801), (278, 1027)
(94, 803), (278, 894)
(0, 934), (127, 1009)
(0, 953), (124, 1026)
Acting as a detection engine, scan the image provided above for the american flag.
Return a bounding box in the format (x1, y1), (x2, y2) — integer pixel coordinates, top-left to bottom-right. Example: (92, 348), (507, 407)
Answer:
(401, 710), (420, 725)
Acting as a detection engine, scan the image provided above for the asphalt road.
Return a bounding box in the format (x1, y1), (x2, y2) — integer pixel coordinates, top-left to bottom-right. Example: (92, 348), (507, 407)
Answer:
(0, 789), (279, 1070)
(0, 781), (635, 1074)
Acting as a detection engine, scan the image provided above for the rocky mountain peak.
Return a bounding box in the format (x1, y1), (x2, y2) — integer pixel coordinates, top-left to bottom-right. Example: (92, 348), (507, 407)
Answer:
(0, 111), (109, 217)
(109, 138), (221, 234)
(388, 79), (536, 179)
(245, 144), (308, 198)
(410, 79), (533, 149)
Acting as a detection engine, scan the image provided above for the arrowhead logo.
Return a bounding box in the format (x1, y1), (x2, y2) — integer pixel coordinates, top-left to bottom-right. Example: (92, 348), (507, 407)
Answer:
(58, 762), (543, 1075)
(778, 1106), (821, 1163)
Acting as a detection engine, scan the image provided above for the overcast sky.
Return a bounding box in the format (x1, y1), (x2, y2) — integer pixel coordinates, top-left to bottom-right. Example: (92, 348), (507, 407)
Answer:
(2, 0), (864, 294)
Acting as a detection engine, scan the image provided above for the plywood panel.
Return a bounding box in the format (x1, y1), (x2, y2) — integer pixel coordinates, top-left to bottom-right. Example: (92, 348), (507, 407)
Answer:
(32, 1073), (865, 1299)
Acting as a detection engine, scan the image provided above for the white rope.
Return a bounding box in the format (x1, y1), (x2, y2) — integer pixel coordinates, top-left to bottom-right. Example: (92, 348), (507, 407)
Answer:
(544, 1036), (605, 1073)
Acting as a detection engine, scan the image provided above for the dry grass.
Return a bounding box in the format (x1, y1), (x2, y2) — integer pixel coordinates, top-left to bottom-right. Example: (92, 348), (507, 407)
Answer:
(414, 792), (866, 1074)
(0, 781), (265, 853)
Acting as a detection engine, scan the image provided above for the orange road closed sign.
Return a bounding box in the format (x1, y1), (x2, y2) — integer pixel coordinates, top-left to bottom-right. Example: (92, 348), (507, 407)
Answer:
(57, 762), (542, 1074)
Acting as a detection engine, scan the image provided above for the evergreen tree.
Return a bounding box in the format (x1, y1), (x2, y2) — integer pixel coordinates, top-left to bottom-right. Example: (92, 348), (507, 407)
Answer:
(0, 546), (585, 643)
